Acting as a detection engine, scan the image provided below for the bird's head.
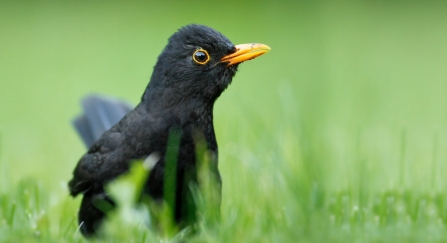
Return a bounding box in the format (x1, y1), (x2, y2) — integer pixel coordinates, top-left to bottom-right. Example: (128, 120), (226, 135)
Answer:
(143, 24), (270, 109)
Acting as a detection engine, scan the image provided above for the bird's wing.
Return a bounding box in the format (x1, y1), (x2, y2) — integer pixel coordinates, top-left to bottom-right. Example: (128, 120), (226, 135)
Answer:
(69, 103), (158, 197)
(68, 131), (125, 196)
(72, 94), (134, 148)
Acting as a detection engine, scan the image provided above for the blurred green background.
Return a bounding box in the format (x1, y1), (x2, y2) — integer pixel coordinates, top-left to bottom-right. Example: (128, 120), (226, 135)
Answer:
(1, 0), (447, 241)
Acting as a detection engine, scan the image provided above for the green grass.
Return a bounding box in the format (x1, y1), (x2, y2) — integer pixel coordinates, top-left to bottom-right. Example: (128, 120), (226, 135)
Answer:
(1, 0), (447, 242)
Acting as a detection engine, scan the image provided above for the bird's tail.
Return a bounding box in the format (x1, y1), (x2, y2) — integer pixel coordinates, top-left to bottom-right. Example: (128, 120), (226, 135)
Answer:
(72, 94), (133, 148)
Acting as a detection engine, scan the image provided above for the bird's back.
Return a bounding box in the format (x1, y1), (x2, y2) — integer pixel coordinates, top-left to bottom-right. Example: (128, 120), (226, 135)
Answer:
(69, 102), (164, 196)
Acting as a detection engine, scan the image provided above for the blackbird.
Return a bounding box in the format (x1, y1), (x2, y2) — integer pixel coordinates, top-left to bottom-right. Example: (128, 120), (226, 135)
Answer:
(68, 24), (270, 237)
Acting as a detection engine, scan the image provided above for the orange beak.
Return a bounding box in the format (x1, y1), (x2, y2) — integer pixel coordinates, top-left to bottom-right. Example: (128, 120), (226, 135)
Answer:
(221, 43), (271, 66)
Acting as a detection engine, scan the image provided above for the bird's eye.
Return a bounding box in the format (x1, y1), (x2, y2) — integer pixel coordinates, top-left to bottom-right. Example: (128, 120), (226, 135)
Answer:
(193, 49), (210, 65)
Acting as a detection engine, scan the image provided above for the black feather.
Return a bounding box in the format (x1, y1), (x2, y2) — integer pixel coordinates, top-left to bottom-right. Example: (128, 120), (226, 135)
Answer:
(68, 24), (268, 237)
(72, 94), (133, 148)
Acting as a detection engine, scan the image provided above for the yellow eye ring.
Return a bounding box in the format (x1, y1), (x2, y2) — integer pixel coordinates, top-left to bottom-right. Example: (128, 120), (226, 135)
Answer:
(192, 49), (210, 65)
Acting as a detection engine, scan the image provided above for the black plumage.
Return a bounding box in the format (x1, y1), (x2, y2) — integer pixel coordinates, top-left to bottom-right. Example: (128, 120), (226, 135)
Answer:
(73, 95), (133, 148)
(68, 24), (270, 237)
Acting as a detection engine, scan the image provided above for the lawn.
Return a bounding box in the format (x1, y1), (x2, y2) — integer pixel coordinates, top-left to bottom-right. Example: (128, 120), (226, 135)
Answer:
(1, 0), (447, 242)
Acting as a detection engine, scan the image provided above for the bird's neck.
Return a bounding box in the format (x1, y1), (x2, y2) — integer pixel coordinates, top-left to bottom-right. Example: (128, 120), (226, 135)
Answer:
(143, 82), (217, 116)
(141, 87), (217, 149)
